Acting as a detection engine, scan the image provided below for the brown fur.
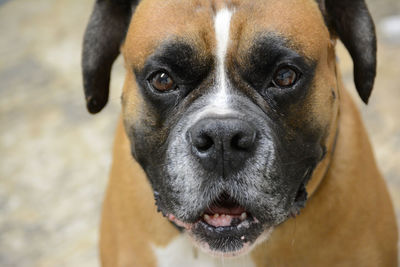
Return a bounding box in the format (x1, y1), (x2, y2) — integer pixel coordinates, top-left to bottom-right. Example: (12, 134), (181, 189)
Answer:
(100, 0), (397, 266)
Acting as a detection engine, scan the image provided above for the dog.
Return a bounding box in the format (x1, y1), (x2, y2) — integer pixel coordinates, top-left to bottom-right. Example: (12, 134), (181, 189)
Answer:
(81, 0), (398, 266)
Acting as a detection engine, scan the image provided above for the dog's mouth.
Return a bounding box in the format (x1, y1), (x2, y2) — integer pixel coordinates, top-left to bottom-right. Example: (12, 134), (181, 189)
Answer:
(168, 192), (257, 228)
(167, 192), (267, 256)
(201, 192), (252, 227)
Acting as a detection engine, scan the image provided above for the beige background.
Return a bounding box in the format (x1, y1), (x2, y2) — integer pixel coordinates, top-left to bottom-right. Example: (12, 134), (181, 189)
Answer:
(0, 0), (399, 266)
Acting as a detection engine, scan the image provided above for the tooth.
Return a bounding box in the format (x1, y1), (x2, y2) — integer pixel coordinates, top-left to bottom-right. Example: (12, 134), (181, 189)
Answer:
(240, 212), (247, 220)
(214, 214), (219, 218)
(204, 214), (210, 220)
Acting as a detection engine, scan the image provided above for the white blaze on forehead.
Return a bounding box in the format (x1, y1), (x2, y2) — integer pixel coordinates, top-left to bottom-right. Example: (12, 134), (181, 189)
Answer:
(215, 8), (233, 67)
(211, 8), (234, 109)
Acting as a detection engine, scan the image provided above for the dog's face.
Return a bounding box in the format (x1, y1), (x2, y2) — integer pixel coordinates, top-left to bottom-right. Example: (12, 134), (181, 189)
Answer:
(122, 0), (336, 255)
(82, 0), (376, 258)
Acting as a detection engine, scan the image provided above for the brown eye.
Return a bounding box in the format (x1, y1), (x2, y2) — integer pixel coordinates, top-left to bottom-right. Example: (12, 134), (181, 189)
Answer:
(272, 67), (298, 88)
(150, 71), (175, 92)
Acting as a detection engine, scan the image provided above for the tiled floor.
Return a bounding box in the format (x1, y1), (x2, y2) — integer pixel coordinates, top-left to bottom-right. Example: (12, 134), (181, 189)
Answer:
(0, 0), (399, 266)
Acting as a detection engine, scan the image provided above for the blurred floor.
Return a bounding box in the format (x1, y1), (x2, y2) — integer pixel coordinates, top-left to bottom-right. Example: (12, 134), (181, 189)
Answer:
(0, 0), (399, 266)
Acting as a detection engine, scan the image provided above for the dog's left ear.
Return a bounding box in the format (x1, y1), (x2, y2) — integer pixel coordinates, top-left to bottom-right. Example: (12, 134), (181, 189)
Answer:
(82, 0), (140, 114)
(318, 0), (377, 104)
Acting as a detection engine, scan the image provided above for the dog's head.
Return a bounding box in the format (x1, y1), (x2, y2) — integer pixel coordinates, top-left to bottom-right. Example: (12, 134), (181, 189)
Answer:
(82, 0), (376, 257)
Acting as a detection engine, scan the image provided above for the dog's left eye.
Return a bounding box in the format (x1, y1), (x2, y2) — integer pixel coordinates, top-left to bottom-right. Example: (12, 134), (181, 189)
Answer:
(272, 66), (298, 88)
(149, 71), (176, 92)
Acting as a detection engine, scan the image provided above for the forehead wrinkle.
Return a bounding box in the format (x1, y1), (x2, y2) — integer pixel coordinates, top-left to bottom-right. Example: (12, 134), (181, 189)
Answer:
(248, 32), (315, 63)
(143, 39), (197, 63)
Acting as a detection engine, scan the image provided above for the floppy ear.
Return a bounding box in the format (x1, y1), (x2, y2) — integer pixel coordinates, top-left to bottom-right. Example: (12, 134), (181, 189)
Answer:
(319, 0), (377, 104)
(82, 0), (139, 114)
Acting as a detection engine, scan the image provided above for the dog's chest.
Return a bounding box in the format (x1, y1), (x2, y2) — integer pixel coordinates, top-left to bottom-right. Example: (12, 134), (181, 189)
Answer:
(152, 234), (256, 267)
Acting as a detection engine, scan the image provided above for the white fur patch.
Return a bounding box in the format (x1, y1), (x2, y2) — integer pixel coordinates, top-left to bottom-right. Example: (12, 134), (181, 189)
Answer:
(152, 234), (256, 267)
(209, 8), (234, 109)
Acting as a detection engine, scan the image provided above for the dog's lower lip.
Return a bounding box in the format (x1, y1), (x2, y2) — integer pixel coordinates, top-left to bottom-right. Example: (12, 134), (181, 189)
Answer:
(168, 211), (265, 255)
(192, 215), (265, 255)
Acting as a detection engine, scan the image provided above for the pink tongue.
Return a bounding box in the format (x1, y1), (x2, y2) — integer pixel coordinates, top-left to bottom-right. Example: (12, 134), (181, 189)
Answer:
(204, 215), (234, 227)
(205, 205), (245, 216)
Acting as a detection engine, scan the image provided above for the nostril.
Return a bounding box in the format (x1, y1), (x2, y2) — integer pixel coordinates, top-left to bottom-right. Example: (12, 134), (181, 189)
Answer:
(231, 131), (256, 151)
(231, 134), (243, 150)
(194, 133), (214, 152)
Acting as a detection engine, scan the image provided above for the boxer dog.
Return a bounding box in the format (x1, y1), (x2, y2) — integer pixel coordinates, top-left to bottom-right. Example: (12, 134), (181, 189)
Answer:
(82, 0), (398, 266)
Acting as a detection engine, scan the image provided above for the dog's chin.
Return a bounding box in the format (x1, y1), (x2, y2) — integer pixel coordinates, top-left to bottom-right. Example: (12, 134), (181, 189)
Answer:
(191, 226), (274, 258)
(168, 213), (273, 257)
(166, 193), (274, 257)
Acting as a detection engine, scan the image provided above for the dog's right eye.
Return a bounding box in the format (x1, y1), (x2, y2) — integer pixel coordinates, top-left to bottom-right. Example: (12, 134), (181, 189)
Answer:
(149, 71), (176, 92)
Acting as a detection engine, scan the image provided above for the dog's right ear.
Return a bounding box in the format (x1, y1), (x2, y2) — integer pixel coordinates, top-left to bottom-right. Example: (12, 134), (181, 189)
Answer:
(82, 0), (140, 114)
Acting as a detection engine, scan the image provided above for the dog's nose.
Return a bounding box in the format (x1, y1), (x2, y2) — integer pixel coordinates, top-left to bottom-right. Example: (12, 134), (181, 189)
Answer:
(187, 117), (257, 175)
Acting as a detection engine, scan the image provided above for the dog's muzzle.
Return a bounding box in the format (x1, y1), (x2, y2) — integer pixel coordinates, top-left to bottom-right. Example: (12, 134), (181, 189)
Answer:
(163, 116), (271, 256)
